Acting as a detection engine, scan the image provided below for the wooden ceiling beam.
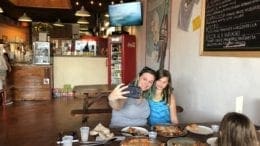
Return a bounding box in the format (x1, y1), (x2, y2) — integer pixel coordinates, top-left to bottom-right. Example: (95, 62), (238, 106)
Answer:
(9, 0), (71, 9)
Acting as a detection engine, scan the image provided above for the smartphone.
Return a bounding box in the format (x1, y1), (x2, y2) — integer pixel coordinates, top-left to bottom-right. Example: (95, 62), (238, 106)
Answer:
(123, 85), (142, 98)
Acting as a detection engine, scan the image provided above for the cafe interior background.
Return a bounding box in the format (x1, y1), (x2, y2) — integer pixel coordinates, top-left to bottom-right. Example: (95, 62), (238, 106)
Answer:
(0, 0), (259, 126)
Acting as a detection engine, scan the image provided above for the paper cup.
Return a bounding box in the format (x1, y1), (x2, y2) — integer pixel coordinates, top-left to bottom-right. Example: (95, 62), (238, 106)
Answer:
(148, 131), (157, 139)
(80, 127), (90, 142)
(62, 135), (73, 146)
(211, 125), (219, 132)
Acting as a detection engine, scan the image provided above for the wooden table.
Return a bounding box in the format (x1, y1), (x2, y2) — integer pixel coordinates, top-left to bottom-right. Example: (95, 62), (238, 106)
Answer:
(71, 84), (116, 125)
(62, 123), (218, 146)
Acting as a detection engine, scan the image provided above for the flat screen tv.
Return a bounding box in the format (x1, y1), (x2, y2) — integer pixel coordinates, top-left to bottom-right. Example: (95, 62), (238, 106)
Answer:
(108, 1), (143, 27)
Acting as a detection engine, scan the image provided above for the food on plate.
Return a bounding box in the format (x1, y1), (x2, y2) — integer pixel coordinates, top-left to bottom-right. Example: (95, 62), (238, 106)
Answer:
(127, 127), (144, 136)
(120, 138), (164, 146)
(167, 137), (207, 146)
(90, 123), (114, 140)
(154, 125), (186, 137)
(122, 127), (148, 136)
(169, 141), (207, 146)
(186, 123), (199, 131)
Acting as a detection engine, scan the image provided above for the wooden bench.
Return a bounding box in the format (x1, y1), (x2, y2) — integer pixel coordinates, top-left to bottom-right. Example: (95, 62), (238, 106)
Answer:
(71, 89), (112, 125)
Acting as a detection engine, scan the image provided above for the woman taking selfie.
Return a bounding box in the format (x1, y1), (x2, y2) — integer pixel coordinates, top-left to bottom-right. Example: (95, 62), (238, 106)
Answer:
(108, 67), (156, 128)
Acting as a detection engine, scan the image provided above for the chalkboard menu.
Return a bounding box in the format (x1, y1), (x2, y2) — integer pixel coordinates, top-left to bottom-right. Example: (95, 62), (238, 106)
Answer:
(203, 0), (260, 51)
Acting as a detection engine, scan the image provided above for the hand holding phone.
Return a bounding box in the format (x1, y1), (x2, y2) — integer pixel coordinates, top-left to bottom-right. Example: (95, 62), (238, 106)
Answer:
(123, 85), (142, 99)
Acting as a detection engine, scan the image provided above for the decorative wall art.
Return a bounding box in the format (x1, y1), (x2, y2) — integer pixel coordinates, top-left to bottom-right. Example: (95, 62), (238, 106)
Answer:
(146, 0), (172, 70)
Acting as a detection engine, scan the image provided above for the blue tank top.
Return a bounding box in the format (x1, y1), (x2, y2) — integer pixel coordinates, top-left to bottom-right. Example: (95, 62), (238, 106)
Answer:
(148, 98), (170, 126)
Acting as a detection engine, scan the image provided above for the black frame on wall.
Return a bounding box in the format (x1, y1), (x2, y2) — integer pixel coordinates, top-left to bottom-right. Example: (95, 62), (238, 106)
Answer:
(200, 0), (260, 57)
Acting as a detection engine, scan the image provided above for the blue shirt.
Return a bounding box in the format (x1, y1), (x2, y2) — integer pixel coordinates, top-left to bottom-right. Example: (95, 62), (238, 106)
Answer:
(148, 98), (170, 126)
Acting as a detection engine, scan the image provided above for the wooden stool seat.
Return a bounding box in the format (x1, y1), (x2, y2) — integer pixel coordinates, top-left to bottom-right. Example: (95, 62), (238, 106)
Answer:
(0, 85), (14, 106)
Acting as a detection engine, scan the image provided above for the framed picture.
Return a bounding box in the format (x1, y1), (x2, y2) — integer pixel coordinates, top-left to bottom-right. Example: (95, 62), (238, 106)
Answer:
(200, 0), (260, 57)
(61, 40), (72, 55)
(50, 39), (61, 56)
(33, 41), (50, 64)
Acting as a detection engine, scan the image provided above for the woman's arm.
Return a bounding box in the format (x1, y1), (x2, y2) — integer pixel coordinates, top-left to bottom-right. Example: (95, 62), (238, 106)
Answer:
(169, 93), (179, 124)
(108, 83), (129, 110)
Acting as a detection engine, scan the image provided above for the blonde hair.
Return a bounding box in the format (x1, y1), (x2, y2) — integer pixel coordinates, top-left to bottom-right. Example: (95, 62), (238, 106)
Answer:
(217, 112), (259, 146)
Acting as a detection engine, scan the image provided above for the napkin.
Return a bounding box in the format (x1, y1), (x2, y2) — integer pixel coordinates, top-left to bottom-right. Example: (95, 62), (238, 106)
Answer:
(235, 96), (243, 113)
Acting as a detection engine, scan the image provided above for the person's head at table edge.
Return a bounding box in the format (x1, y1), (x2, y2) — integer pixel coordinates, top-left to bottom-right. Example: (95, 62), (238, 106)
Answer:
(136, 66), (156, 91)
(218, 112), (259, 146)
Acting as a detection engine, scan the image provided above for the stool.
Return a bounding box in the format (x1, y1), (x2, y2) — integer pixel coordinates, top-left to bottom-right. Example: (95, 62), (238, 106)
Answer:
(0, 88), (7, 106)
(0, 85), (13, 106)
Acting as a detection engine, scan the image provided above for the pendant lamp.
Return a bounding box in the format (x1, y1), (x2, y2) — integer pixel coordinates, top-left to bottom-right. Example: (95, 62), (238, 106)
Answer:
(18, 13), (32, 22)
(0, 7), (3, 13)
(75, 6), (90, 17)
(77, 17), (89, 24)
(53, 19), (64, 27)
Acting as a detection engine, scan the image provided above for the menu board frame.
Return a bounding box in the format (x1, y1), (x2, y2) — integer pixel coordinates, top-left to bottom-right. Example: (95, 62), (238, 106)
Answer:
(200, 0), (260, 57)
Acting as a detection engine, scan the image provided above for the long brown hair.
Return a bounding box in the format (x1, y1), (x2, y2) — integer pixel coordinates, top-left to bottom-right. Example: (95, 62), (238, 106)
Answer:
(152, 69), (173, 104)
(217, 112), (259, 146)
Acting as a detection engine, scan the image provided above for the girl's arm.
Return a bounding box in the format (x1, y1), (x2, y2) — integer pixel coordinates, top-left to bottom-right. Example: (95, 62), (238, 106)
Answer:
(169, 93), (179, 124)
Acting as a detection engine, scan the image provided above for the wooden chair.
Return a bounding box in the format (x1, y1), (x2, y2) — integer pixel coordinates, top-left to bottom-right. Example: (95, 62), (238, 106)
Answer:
(0, 84), (14, 107)
(176, 105), (184, 113)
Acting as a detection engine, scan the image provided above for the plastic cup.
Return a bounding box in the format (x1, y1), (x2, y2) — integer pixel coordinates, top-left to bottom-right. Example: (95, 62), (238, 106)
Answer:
(211, 125), (219, 132)
(148, 131), (157, 139)
(62, 135), (73, 146)
(80, 127), (90, 142)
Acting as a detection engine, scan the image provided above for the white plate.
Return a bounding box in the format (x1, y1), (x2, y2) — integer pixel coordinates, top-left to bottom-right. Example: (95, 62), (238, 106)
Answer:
(207, 137), (217, 146)
(187, 125), (213, 135)
(121, 127), (148, 137)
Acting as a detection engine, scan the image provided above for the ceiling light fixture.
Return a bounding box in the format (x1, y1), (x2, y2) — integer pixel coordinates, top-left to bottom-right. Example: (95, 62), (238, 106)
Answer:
(53, 19), (64, 27)
(111, 1), (114, 5)
(18, 13), (32, 22)
(0, 7), (3, 13)
(77, 17), (89, 24)
(99, 2), (102, 6)
(75, 6), (90, 17)
(90, 1), (94, 5)
(104, 13), (109, 18)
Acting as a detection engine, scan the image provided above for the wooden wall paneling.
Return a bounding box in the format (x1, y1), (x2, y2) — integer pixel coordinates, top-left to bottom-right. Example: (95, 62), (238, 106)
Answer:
(11, 65), (53, 100)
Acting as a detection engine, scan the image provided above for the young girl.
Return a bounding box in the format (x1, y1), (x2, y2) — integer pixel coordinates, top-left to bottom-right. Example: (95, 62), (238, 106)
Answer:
(148, 69), (178, 126)
(217, 112), (259, 146)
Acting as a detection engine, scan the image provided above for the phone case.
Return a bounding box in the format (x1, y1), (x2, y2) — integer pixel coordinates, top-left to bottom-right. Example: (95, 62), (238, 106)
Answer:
(123, 85), (142, 98)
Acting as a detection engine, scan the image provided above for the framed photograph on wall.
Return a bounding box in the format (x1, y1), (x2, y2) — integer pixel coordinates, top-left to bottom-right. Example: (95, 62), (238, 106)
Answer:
(61, 40), (72, 55)
(33, 41), (50, 64)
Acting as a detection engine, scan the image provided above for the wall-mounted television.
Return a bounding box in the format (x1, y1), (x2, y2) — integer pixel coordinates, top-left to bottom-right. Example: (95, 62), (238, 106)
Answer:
(108, 1), (143, 27)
